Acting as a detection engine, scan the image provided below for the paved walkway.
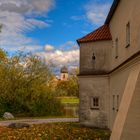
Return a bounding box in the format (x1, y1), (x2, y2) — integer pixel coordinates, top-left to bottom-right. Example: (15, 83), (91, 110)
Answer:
(0, 118), (79, 126)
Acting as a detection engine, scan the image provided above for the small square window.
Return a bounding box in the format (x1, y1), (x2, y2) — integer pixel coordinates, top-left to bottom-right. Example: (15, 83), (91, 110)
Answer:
(90, 97), (100, 110)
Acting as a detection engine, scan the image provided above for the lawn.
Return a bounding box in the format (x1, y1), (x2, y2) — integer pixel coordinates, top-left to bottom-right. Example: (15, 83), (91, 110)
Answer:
(0, 123), (110, 140)
(59, 97), (79, 104)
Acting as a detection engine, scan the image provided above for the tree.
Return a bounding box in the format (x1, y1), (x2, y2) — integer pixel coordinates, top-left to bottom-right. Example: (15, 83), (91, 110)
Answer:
(0, 52), (62, 116)
(56, 68), (79, 97)
(67, 74), (79, 97)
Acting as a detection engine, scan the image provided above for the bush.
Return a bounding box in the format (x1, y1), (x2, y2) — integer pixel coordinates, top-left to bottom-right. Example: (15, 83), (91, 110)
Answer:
(0, 51), (63, 117)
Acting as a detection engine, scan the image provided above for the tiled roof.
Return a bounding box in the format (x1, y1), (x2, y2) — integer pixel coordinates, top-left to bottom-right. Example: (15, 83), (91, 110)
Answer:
(77, 24), (112, 43)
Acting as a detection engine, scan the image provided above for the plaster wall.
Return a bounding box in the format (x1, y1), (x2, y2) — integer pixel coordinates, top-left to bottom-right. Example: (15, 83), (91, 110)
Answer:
(110, 62), (140, 140)
(79, 75), (110, 128)
(109, 0), (140, 69)
(80, 41), (112, 75)
(79, 56), (140, 130)
(109, 62), (133, 129)
(120, 67), (140, 140)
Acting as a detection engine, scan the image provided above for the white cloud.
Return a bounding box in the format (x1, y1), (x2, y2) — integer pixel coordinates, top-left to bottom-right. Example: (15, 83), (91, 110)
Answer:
(0, 0), (55, 15)
(38, 49), (79, 67)
(44, 44), (54, 51)
(0, 0), (54, 52)
(37, 42), (79, 73)
(85, 1), (111, 25)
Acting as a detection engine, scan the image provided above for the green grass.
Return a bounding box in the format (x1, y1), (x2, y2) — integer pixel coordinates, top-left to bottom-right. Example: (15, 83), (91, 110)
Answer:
(58, 97), (79, 104)
(0, 122), (110, 140)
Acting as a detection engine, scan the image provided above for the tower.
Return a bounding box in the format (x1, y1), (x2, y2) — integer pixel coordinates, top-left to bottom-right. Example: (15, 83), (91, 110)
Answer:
(60, 66), (68, 81)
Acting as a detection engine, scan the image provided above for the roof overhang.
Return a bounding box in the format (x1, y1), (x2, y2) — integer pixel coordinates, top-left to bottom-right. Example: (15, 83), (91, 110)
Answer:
(105, 0), (120, 24)
(76, 0), (120, 44)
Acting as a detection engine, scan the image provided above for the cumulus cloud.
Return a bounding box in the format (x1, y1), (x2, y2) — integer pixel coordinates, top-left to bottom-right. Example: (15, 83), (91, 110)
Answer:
(0, 0), (54, 52)
(37, 42), (79, 74)
(38, 49), (79, 68)
(85, 1), (111, 25)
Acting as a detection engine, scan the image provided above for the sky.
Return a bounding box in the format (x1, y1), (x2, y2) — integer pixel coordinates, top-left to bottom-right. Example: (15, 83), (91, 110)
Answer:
(0, 0), (113, 74)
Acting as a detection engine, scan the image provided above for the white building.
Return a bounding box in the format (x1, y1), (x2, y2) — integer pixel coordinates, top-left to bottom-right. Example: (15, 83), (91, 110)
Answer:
(77, 0), (140, 139)
(60, 66), (69, 81)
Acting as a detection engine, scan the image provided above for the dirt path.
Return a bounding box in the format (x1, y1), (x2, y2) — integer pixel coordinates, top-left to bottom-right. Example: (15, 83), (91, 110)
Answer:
(0, 118), (79, 126)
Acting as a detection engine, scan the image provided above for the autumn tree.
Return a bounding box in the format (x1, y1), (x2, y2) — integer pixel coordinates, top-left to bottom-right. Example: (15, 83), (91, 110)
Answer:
(0, 51), (62, 116)
(56, 68), (79, 97)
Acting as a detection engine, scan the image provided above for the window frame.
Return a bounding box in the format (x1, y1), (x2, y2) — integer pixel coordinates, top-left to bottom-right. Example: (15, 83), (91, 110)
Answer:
(90, 96), (100, 110)
(116, 95), (119, 112)
(115, 38), (119, 59)
(126, 22), (130, 48)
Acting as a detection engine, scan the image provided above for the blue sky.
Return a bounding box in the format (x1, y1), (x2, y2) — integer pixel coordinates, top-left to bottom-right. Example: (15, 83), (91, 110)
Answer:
(0, 0), (113, 73)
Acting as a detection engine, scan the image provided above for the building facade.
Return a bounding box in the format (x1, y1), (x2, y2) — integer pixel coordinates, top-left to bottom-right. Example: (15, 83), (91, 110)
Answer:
(60, 66), (69, 81)
(77, 0), (140, 139)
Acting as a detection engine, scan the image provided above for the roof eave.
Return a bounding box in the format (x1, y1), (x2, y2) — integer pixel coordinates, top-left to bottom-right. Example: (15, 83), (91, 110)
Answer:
(77, 39), (112, 44)
(105, 0), (120, 24)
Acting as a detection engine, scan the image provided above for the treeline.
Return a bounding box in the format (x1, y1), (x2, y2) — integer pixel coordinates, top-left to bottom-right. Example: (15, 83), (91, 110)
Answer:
(56, 76), (79, 97)
(0, 49), (62, 117)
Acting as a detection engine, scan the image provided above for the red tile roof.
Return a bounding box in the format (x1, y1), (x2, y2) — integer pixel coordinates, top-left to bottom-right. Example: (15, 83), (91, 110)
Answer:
(77, 24), (112, 43)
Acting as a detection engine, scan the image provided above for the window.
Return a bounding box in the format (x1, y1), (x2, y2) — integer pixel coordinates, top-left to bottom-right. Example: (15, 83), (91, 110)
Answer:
(112, 95), (115, 111)
(92, 53), (96, 60)
(126, 22), (130, 48)
(90, 97), (100, 110)
(116, 95), (119, 112)
(63, 74), (65, 79)
(115, 38), (118, 59)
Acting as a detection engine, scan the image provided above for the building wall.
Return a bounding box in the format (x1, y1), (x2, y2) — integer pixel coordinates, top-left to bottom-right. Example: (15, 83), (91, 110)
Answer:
(108, 57), (140, 129)
(79, 55), (140, 130)
(60, 73), (68, 81)
(79, 75), (110, 128)
(79, 41), (112, 75)
(78, 0), (140, 132)
(110, 61), (140, 140)
(120, 65), (140, 140)
(109, 0), (140, 70)
(109, 68), (129, 129)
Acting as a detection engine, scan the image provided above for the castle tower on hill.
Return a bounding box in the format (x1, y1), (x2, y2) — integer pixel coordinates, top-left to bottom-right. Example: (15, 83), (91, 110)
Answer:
(60, 66), (68, 81)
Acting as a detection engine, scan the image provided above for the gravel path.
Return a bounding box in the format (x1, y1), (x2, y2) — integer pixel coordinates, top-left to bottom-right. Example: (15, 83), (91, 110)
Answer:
(0, 118), (79, 126)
